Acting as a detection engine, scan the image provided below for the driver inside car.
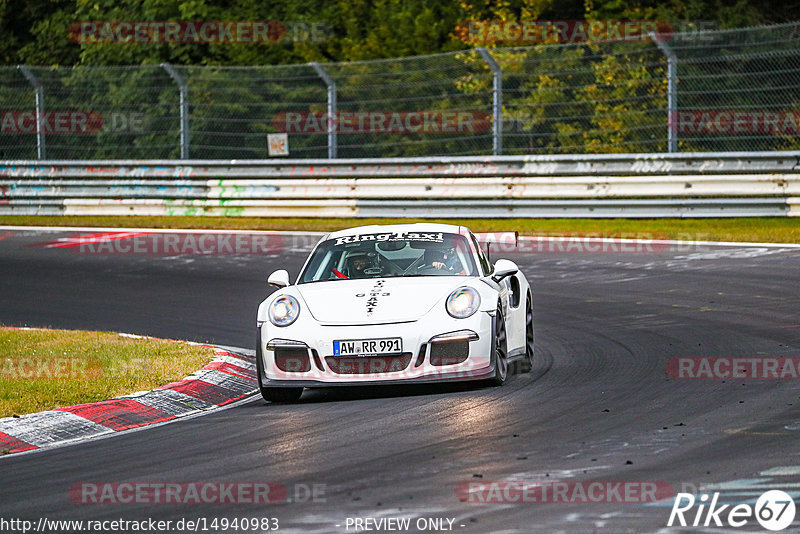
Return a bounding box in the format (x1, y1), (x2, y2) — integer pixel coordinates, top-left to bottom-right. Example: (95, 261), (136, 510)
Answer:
(421, 248), (459, 271)
(345, 252), (370, 278)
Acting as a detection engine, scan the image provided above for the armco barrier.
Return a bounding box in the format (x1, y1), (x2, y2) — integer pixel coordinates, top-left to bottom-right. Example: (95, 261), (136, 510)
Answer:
(1, 152), (798, 218)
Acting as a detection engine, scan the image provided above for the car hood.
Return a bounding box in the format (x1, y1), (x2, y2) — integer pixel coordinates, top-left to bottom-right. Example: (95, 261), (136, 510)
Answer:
(297, 277), (469, 325)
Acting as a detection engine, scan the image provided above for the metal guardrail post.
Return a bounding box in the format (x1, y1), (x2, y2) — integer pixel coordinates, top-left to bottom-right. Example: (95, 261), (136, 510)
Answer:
(476, 47), (503, 156)
(309, 62), (337, 159)
(17, 66), (46, 160)
(650, 33), (678, 153)
(161, 63), (189, 159)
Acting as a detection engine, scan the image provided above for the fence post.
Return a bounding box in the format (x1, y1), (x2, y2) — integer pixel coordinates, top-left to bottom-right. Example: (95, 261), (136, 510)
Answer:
(309, 62), (337, 159)
(476, 47), (502, 156)
(17, 66), (46, 160)
(161, 63), (189, 159)
(650, 33), (678, 153)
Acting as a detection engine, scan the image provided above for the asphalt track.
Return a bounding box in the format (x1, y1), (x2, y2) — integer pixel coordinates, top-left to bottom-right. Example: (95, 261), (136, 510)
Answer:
(1, 227), (800, 533)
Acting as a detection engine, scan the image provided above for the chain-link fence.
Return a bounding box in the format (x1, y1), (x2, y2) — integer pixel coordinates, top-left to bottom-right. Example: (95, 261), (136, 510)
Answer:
(1, 22), (799, 160)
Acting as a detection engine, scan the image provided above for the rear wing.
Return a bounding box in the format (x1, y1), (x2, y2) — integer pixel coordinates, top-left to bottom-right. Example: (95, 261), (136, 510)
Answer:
(473, 232), (519, 252)
(472, 232), (519, 262)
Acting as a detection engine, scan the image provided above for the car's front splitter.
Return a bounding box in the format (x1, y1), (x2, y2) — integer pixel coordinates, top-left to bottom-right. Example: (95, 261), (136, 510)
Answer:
(258, 362), (495, 388)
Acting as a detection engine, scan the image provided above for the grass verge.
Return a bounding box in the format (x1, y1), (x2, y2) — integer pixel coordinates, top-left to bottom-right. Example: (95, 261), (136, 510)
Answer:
(0, 215), (798, 243)
(0, 327), (216, 418)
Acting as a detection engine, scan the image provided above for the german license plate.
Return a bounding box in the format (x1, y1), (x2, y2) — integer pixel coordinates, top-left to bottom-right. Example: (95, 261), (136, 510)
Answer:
(333, 337), (402, 356)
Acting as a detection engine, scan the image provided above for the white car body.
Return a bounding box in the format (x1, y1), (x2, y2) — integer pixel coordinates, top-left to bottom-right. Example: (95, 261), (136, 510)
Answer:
(256, 223), (534, 402)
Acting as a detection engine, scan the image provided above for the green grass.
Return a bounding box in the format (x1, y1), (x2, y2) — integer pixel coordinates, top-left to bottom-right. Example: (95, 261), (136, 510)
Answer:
(0, 215), (798, 243)
(0, 327), (217, 418)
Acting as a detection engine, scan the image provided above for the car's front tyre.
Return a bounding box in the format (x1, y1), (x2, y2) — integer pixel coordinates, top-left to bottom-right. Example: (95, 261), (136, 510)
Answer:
(520, 294), (534, 373)
(487, 304), (508, 386)
(260, 386), (303, 403)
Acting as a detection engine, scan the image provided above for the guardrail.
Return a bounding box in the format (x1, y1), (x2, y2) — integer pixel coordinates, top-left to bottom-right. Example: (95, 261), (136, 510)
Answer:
(1, 152), (799, 218)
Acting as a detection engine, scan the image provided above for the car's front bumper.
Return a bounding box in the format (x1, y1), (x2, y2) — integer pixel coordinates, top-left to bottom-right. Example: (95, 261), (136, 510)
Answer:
(258, 312), (495, 387)
(259, 366), (496, 388)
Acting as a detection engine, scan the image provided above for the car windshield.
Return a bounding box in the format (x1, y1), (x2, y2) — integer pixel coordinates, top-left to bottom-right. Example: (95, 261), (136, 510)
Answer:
(299, 231), (478, 283)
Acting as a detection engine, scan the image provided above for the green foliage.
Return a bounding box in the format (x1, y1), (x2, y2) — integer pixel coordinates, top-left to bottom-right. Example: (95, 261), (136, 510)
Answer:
(0, 0), (789, 67)
(0, 0), (795, 158)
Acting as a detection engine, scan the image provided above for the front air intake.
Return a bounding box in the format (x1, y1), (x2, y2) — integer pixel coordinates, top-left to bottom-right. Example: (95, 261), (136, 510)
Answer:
(429, 341), (469, 366)
(325, 354), (412, 374)
(274, 348), (311, 372)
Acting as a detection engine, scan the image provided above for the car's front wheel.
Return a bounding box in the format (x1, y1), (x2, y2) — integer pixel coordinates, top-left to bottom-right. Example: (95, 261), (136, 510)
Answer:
(487, 305), (508, 386)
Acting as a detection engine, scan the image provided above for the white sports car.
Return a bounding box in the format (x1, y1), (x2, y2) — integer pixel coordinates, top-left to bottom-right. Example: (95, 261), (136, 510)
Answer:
(256, 223), (534, 402)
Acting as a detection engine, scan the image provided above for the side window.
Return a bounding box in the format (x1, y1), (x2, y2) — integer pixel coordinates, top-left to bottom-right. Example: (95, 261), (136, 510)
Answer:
(469, 233), (493, 276)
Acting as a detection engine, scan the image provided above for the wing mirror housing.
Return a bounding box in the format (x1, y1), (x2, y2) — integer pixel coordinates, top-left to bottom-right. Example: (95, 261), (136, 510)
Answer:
(267, 269), (290, 288)
(491, 259), (518, 283)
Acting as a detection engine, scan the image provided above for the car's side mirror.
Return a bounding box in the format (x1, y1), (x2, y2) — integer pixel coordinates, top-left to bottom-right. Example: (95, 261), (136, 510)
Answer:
(267, 269), (290, 288)
(492, 259), (518, 283)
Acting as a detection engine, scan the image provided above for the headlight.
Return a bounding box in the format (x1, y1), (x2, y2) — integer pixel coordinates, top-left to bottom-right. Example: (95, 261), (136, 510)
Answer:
(269, 295), (300, 327)
(446, 287), (480, 319)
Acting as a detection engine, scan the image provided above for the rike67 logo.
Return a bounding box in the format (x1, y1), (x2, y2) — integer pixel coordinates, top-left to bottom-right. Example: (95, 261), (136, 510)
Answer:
(668, 490), (796, 531)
